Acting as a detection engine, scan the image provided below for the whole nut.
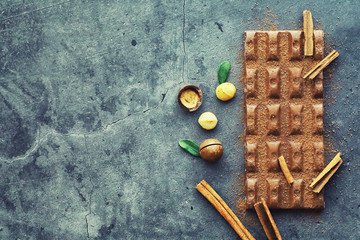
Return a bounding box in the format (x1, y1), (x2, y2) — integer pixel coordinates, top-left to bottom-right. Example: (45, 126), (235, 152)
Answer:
(199, 139), (223, 162)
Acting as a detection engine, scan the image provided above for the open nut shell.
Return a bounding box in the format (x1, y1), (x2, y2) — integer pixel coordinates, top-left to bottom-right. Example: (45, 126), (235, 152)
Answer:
(177, 85), (203, 112)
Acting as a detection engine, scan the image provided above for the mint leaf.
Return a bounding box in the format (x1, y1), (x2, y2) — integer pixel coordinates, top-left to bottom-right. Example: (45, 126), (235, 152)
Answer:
(178, 140), (200, 157)
(218, 61), (230, 84)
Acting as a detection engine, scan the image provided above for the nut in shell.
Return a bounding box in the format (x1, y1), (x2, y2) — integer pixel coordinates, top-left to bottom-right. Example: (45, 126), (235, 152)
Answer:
(199, 139), (223, 162)
(177, 85), (203, 112)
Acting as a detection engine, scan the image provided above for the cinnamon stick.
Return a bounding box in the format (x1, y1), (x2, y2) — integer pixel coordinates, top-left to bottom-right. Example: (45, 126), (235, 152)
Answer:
(303, 10), (314, 56)
(278, 156), (294, 185)
(303, 50), (339, 80)
(196, 180), (255, 240)
(254, 198), (282, 240)
(310, 152), (343, 193)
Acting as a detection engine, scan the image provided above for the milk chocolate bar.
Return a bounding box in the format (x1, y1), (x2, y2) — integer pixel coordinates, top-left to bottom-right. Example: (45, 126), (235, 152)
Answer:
(244, 30), (325, 209)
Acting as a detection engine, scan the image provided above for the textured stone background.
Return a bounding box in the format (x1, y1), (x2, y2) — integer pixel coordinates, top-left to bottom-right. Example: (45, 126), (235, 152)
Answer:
(0, 0), (359, 239)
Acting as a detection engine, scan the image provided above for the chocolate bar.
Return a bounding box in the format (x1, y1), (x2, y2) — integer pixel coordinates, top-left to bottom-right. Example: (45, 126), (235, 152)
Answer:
(244, 30), (325, 209)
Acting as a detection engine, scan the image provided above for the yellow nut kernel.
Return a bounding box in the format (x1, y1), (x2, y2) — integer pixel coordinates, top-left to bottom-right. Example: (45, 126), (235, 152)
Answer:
(216, 82), (236, 101)
(198, 112), (218, 130)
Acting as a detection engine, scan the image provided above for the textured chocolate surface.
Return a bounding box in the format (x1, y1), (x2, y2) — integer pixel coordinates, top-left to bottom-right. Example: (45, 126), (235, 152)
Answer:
(244, 30), (325, 209)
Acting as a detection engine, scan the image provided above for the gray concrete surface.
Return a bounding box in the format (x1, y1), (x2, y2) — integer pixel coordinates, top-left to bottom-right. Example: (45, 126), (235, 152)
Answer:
(0, 0), (359, 239)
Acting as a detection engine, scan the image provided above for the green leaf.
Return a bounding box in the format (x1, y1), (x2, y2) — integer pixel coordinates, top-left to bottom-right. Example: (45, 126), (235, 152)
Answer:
(178, 140), (200, 157)
(217, 61), (230, 84)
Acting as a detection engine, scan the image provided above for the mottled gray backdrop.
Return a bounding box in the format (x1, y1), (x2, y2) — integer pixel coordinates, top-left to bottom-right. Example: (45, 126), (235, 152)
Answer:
(0, 0), (359, 239)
